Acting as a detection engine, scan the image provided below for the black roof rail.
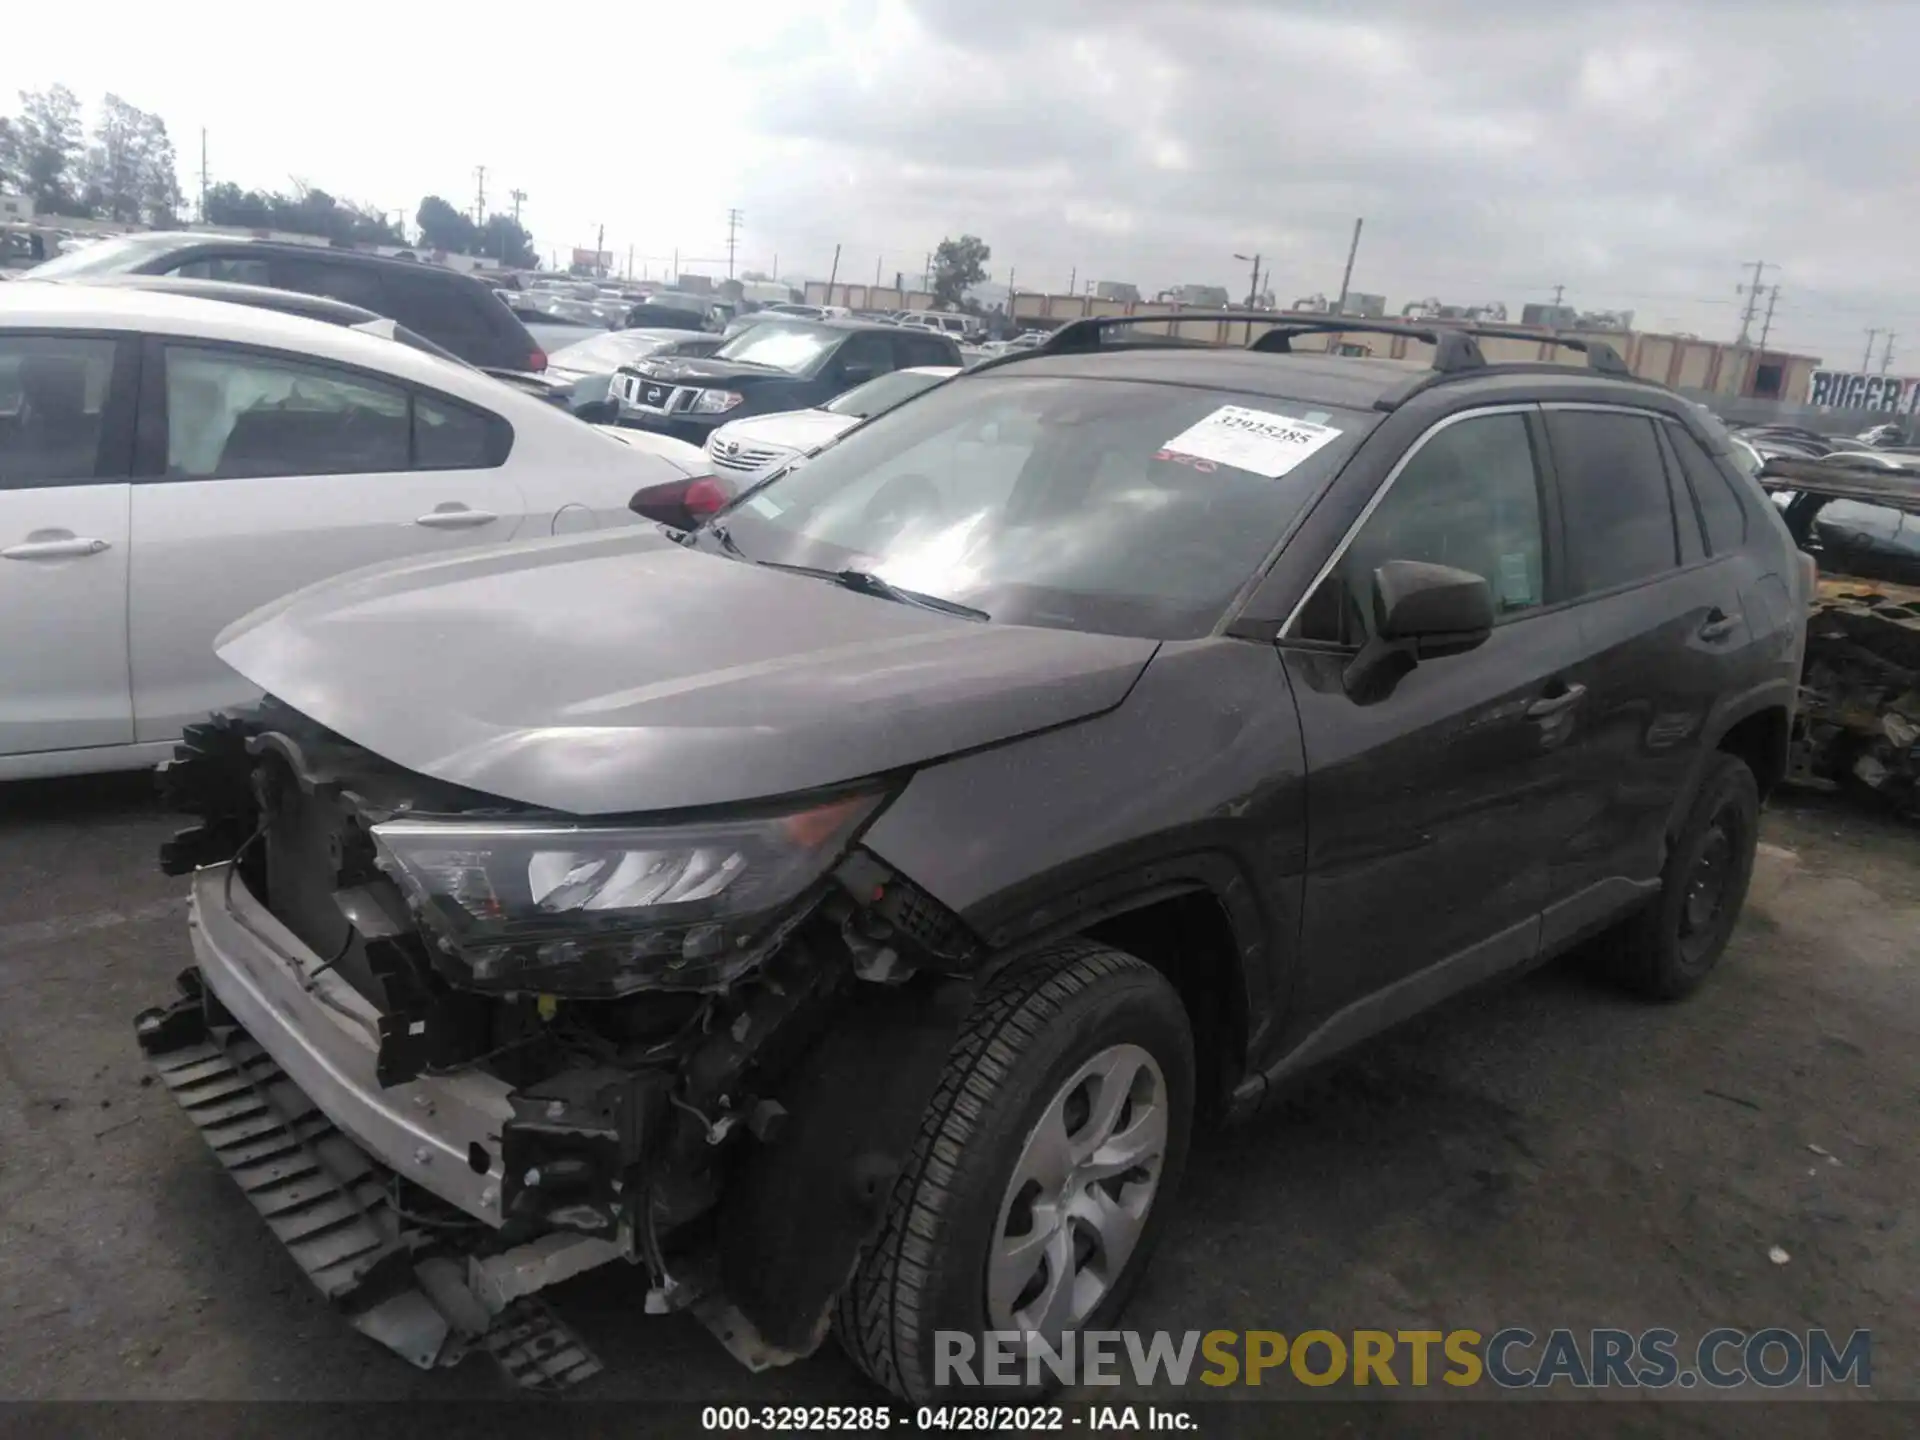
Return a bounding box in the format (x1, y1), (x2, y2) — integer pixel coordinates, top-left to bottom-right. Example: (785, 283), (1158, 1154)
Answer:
(1245, 318), (1488, 372)
(965, 310), (1644, 400)
(1456, 325), (1632, 377)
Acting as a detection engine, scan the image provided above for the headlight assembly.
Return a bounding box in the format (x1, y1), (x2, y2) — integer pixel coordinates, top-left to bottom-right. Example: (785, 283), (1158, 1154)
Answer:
(691, 388), (744, 414)
(370, 791), (882, 995)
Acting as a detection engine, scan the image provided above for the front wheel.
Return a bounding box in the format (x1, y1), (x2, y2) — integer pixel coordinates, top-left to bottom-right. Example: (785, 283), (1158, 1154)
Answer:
(835, 940), (1195, 1401)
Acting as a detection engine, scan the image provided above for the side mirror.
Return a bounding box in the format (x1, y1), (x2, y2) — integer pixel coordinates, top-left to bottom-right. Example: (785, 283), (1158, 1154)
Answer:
(1343, 560), (1494, 701)
(628, 474), (732, 530)
(1373, 559), (1495, 654)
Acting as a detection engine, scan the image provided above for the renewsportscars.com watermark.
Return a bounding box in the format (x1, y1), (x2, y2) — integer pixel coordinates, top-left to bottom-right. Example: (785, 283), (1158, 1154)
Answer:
(935, 1327), (1873, 1391)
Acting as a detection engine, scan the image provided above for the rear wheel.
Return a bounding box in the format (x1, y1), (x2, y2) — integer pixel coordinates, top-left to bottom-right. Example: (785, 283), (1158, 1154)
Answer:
(835, 940), (1194, 1401)
(1614, 752), (1760, 1000)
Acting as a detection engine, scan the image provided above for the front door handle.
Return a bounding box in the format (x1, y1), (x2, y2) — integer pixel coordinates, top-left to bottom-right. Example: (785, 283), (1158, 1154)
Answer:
(414, 507), (498, 529)
(1526, 682), (1588, 719)
(2, 537), (111, 560)
(1698, 608), (1741, 642)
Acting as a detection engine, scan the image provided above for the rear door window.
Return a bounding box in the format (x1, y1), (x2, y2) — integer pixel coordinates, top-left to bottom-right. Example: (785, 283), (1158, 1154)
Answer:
(414, 395), (504, 469)
(1545, 410), (1680, 595)
(1664, 423), (1750, 554)
(162, 344), (410, 478)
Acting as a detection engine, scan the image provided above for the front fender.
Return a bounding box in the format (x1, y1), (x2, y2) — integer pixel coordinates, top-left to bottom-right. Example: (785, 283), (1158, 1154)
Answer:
(710, 974), (976, 1360)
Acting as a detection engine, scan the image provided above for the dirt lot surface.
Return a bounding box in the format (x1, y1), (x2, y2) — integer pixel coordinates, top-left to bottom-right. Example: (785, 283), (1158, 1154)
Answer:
(0, 773), (1914, 1434)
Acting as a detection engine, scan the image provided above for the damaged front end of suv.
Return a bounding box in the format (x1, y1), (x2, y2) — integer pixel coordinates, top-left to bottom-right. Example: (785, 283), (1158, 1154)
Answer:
(137, 697), (981, 1389)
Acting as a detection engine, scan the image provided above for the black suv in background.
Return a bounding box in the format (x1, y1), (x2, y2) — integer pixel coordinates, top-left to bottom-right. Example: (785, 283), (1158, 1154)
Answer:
(24, 232), (544, 373)
(139, 316), (1804, 1400)
(609, 315), (961, 444)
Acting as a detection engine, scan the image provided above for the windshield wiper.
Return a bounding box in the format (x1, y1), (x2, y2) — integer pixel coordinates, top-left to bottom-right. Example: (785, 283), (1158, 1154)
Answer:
(758, 562), (989, 621)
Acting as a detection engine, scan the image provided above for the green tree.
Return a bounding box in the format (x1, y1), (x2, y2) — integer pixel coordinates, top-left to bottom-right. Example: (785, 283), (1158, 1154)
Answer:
(15, 85), (87, 214)
(930, 233), (990, 309)
(202, 180), (275, 229)
(81, 94), (181, 225)
(477, 212), (537, 268)
(201, 180), (399, 245)
(0, 115), (20, 194)
(416, 194), (478, 254)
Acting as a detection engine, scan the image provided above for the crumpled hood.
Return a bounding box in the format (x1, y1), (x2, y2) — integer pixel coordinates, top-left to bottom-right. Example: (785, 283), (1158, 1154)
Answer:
(215, 531), (1159, 815)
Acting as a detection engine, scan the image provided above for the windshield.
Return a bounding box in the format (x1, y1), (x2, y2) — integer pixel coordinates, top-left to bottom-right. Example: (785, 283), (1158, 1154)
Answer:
(24, 232), (190, 278)
(713, 375), (1373, 639)
(824, 369), (950, 418)
(713, 320), (837, 373)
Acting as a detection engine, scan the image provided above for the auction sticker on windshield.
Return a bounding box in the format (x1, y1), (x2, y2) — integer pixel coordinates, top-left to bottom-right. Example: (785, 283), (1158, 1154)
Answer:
(1158, 406), (1343, 478)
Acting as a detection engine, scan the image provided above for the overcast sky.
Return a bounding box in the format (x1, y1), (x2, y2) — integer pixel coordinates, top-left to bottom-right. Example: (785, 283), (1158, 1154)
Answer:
(9, 0), (1920, 367)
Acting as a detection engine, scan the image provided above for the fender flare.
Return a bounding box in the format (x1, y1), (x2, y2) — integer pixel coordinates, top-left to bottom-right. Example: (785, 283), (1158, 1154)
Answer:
(1663, 679), (1796, 844)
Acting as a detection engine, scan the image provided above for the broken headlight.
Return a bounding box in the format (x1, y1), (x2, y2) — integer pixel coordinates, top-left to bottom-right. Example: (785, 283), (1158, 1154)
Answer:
(370, 792), (881, 995)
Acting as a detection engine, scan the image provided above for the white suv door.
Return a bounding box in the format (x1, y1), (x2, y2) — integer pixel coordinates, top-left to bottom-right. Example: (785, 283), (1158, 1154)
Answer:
(128, 340), (527, 741)
(0, 332), (135, 758)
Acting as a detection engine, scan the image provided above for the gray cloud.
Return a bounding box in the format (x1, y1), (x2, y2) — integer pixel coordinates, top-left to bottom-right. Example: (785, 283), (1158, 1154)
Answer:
(731, 0), (1920, 362)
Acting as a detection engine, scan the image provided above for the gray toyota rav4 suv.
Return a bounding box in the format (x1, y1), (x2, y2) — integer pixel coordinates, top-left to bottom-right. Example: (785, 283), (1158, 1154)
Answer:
(137, 316), (1808, 1398)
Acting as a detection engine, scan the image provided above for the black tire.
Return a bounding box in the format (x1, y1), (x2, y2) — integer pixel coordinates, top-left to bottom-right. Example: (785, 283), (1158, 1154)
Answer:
(1614, 752), (1760, 1000)
(834, 939), (1195, 1401)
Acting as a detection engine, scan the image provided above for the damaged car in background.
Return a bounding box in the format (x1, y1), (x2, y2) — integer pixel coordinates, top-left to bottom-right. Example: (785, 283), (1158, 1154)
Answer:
(134, 317), (1801, 1399)
(1761, 452), (1920, 814)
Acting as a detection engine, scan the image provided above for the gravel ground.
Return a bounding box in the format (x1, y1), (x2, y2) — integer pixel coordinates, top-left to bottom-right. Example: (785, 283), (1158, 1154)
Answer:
(0, 773), (1913, 1434)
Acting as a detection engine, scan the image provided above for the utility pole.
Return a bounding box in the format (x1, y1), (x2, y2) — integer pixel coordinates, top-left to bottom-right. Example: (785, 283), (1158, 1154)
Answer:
(924, 252), (934, 294)
(1862, 329), (1883, 373)
(1234, 253), (1261, 308)
(1735, 260), (1774, 345)
(595, 223), (604, 275)
(1067, 264), (1076, 297)
(772, 253), (778, 280)
(725, 208), (742, 280)
(1881, 331), (1898, 375)
(1551, 282), (1565, 307)
(874, 254), (882, 288)
(626, 243), (633, 280)
(827, 243), (841, 300)
(1756, 285), (1780, 352)
(199, 128), (209, 223)
(1006, 266), (1016, 323)
(509, 188), (526, 223)
(473, 165), (487, 225)
(1335, 217), (1364, 316)
(672, 247), (679, 283)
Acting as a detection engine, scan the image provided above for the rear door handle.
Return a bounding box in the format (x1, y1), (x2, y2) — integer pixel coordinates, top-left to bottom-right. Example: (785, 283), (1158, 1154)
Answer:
(1698, 608), (1741, 642)
(2, 537), (111, 560)
(1526, 682), (1587, 719)
(414, 508), (498, 529)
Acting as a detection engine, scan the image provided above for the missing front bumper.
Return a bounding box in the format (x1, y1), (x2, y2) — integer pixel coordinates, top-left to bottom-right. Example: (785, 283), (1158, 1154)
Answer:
(136, 975), (613, 1390)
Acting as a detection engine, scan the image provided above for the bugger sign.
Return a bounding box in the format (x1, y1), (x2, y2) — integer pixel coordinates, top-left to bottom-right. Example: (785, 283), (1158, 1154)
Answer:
(1807, 370), (1920, 413)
